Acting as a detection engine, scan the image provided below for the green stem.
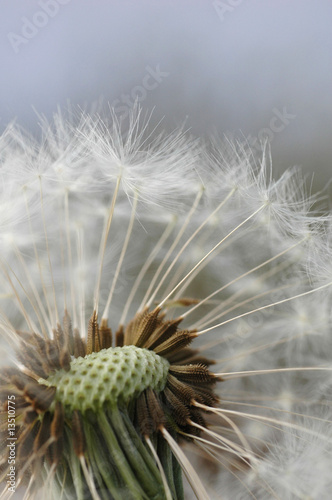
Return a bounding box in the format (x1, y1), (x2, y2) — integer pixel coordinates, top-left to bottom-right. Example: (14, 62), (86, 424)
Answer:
(97, 411), (147, 499)
(158, 433), (177, 500)
(66, 439), (84, 499)
(86, 419), (125, 500)
(109, 406), (166, 499)
(172, 448), (184, 500)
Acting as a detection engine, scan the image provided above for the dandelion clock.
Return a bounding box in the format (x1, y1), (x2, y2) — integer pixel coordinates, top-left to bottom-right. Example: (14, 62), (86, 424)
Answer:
(1, 110), (332, 499)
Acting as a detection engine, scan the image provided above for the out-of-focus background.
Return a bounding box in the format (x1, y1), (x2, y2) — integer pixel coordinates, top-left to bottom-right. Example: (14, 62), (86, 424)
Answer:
(0, 0), (331, 193)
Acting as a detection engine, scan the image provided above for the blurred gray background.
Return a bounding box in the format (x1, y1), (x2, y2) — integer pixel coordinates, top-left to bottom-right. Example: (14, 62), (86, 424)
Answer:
(1, 0), (331, 194)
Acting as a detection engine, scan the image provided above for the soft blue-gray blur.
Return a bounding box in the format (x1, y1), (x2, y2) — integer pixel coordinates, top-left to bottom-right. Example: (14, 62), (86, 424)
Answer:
(0, 0), (331, 191)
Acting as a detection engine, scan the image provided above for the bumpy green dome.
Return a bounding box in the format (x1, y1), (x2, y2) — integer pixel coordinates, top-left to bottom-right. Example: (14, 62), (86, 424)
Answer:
(41, 346), (170, 412)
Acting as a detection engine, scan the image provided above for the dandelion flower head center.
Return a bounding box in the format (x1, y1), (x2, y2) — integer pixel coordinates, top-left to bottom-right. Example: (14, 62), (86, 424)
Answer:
(40, 345), (170, 412)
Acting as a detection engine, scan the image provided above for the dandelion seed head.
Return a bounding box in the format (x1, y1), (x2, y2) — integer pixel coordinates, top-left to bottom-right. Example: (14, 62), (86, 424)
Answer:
(1, 109), (332, 499)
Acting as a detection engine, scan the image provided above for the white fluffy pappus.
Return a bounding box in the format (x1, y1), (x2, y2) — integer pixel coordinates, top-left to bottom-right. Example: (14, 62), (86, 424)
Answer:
(0, 110), (332, 500)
